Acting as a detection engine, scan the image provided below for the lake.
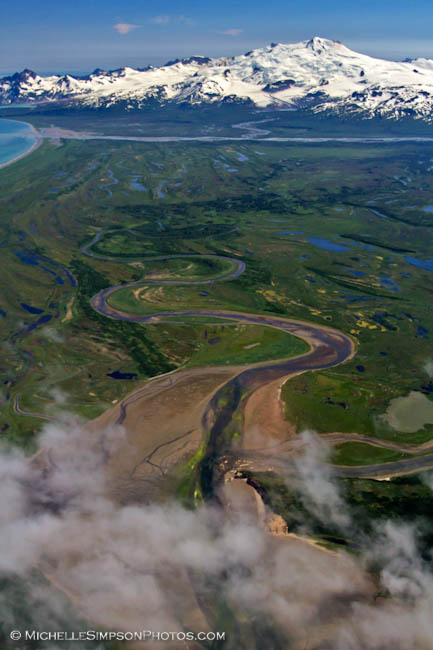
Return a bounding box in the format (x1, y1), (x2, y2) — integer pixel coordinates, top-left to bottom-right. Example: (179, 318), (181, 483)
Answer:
(382, 391), (433, 433)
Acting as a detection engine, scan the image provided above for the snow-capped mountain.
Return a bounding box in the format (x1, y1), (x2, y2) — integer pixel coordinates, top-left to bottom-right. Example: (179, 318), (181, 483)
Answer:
(3, 37), (433, 120)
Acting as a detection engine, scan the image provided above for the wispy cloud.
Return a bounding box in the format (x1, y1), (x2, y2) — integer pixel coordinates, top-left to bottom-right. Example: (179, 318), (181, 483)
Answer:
(293, 431), (352, 532)
(216, 28), (243, 37)
(178, 15), (195, 26)
(424, 359), (433, 378)
(150, 15), (195, 27)
(3, 411), (433, 648)
(113, 23), (139, 35)
(150, 15), (170, 25)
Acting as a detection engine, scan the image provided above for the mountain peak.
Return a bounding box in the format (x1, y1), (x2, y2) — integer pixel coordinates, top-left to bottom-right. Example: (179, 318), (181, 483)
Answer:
(305, 37), (342, 52)
(164, 55), (212, 67)
(9, 69), (37, 82)
(2, 38), (433, 121)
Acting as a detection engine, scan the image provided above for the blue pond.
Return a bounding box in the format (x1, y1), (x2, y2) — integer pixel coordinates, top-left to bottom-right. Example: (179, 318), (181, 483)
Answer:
(130, 177), (147, 191)
(423, 205), (433, 213)
(379, 275), (400, 292)
(15, 249), (75, 286)
(36, 314), (52, 326)
(306, 237), (351, 252)
(107, 371), (138, 380)
(350, 241), (376, 252)
(348, 270), (366, 277)
(417, 325), (428, 339)
(404, 256), (433, 272)
(21, 303), (43, 314)
(64, 270), (77, 287)
(16, 313), (52, 337)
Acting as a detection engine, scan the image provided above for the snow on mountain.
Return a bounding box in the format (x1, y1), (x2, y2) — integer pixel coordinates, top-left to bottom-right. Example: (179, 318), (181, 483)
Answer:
(408, 57), (433, 71)
(3, 37), (433, 120)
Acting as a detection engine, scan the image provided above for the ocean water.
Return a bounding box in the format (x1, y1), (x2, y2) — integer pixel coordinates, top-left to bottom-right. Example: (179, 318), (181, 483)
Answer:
(0, 119), (37, 167)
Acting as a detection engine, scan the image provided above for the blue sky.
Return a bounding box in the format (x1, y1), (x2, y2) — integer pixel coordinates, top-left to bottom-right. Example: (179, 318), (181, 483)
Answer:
(2, 0), (433, 74)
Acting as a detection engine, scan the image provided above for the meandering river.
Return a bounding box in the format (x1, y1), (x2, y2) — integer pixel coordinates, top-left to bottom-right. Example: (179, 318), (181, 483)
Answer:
(86, 237), (433, 484)
(86, 235), (354, 493)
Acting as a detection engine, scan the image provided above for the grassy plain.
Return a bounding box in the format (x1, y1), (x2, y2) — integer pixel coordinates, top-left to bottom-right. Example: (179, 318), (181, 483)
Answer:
(186, 323), (308, 366)
(2, 109), (433, 650)
(331, 441), (410, 466)
(0, 115), (432, 459)
(8, 103), (433, 137)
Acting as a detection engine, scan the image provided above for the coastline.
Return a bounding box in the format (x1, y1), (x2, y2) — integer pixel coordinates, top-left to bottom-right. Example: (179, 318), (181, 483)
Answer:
(0, 120), (42, 170)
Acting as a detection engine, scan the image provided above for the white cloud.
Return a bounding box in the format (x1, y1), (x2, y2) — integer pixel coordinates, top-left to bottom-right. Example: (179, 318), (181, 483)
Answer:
(293, 430), (352, 531)
(216, 29), (243, 37)
(424, 359), (433, 378)
(113, 23), (139, 35)
(3, 414), (433, 647)
(150, 15), (170, 25)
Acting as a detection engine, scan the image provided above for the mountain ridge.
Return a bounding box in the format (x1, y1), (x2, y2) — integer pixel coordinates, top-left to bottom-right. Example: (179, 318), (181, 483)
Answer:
(2, 37), (433, 121)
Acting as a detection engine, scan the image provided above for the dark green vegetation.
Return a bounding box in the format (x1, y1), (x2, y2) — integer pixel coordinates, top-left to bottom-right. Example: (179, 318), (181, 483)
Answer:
(241, 469), (433, 553)
(181, 323), (308, 367)
(0, 115), (432, 458)
(8, 103), (433, 138)
(70, 258), (175, 377)
(90, 224), (234, 257)
(331, 441), (410, 466)
(282, 371), (433, 444)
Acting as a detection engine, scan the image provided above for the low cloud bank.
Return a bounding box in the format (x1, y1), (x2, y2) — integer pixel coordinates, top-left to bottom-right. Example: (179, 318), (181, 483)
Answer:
(1, 421), (433, 648)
